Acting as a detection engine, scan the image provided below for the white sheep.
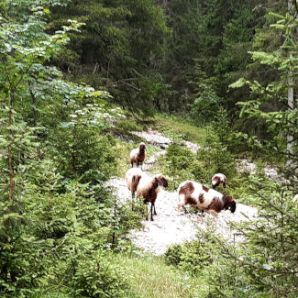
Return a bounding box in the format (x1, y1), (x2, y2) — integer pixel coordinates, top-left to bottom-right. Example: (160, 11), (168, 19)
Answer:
(125, 168), (143, 210)
(130, 142), (146, 170)
(211, 173), (227, 189)
(177, 180), (236, 214)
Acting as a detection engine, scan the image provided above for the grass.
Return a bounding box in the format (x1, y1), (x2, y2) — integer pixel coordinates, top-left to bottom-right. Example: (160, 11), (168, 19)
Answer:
(153, 113), (209, 145)
(30, 289), (70, 298)
(30, 254), (209, 298)
(114, 254), (208, 298)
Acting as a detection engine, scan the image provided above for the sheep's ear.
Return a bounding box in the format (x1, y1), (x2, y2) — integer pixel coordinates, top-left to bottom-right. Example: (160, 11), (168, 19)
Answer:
(162, 177), (168, 187)
(156, 176), (168, 187)
(230, 201), (236, 213)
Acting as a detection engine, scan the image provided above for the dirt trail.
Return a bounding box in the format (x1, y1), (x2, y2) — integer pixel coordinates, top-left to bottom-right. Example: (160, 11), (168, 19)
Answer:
(105, 130), (258, 255)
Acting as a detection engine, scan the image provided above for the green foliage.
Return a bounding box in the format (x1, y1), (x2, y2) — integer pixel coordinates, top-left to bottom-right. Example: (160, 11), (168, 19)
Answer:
(0, 1), (135, 296)
(68, 251), (128, 298)
(162, 133), (236, 190)
(197, 140), (236, 183)
(114, 254), (200, 298)
(189, 65), (222, 124)
(239, 184), (298, 297)
(116, 118), (143, 133)
(153, 114), (209, 144)
(51, 0), (169, 115)
(191, 83), (221, 123)
(162, 144), (196, 189)
(231, 11), (298, 167)
(165, 236), (215, 275)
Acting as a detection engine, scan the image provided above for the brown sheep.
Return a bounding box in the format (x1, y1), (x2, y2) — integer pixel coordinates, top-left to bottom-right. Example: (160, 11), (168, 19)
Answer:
(130, 142), (146, 170)
(126, 169), (168, 221)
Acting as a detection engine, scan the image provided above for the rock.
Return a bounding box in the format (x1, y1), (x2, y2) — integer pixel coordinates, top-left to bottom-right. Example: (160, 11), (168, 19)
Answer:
(181, 140), (200, 153)
(264, 165), (278, 180)
(131, 130), (172, 146)
(236, 159), (257, 175)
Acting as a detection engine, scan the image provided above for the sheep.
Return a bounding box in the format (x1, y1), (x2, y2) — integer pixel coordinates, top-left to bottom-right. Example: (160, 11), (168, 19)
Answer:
(136, 173), (168, 221)
(127, 170), (168, 221)
(130, 142), (146, 170)
(211, 173), (227, 189)
(125, 167), (143, 210)
(177, 180), (236, 214)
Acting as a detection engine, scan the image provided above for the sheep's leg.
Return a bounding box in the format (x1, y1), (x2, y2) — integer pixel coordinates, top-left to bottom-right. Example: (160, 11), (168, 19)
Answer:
(143, 200), (148, 220)
(150, 203), (154, 221)
(177, 195), (187, 213)
(153, 203), (157, 215)
(223, 182), (226, 188)
(131, 192), (135, 211)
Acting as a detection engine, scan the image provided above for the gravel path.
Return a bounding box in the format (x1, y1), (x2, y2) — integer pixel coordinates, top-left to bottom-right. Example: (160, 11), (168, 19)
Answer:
(105, 130), (258, 255)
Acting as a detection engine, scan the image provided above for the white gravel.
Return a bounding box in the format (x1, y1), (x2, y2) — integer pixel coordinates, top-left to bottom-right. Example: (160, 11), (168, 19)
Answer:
(131, 129), (172, 147)
(181, 140), (200, 153)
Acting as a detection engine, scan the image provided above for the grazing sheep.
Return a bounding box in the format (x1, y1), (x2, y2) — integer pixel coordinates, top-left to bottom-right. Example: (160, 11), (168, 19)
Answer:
(136, 173), (168, 221)
(211, 173), (227, 189)
(130, 142), (146, 169)
(177, 180), (236, 214)
(125, 168), (143, 210)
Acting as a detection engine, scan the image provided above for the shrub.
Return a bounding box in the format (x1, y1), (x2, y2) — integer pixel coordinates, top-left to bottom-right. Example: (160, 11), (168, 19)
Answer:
(68, 252), (128, 298)
(196, 134), (237, 182)
(165, 231), (220, 276)
(163, 144), (196, 189)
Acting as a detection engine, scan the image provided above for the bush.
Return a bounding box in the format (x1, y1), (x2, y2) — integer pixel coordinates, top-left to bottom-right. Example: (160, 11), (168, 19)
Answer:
(165, 231), (220, 276)
(162, 140), (237, 190)
(191, 82), (221, 124)
(68, 252), (128, 298)
(51, 130), (117, 183)
(196, 134), (237, 182)
(117, 119), (143, 133)
(163, 144), (196, 189)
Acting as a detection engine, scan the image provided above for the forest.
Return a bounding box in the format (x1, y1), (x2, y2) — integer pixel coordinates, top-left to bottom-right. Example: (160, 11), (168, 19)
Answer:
(0, 0), (297, 297)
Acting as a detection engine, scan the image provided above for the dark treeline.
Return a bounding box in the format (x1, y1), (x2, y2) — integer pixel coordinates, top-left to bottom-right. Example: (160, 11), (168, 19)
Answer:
(50, 0), (286, 116)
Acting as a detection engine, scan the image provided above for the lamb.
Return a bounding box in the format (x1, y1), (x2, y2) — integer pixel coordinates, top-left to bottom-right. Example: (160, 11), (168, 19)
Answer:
(125, 168), (143, 210)
(177, 180), (236, 214)
(130, 142), (146, 169)
(136, 173), (168, 221)
(211, 173), (227, 189)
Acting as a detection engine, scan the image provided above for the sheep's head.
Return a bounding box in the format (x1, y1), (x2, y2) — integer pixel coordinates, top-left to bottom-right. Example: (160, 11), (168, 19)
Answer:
(139, 142), (146, 151)
(155, 175), (168, 188)
(211, 176), (220, 188)
(223, 195), (236, 213)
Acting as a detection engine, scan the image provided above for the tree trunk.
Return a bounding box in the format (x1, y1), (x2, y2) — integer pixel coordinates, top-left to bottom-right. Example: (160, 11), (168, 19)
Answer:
(286, 0), (296, 169)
